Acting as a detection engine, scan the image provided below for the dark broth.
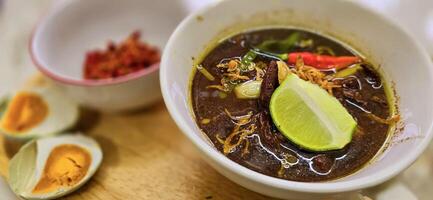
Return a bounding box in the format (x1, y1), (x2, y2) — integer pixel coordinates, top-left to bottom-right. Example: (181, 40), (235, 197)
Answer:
(191, 29), (391, 182)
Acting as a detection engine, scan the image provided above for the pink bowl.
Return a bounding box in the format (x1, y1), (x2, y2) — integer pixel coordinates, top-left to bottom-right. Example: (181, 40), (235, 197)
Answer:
(30, 0), (189, 112)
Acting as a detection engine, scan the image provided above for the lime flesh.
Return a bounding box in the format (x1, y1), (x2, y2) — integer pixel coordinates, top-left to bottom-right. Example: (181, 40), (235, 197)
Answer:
(270, 74), (357, 151)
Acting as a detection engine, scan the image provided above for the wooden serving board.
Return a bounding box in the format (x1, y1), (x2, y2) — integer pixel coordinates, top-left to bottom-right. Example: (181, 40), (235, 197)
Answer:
(0, 93), (274, 199)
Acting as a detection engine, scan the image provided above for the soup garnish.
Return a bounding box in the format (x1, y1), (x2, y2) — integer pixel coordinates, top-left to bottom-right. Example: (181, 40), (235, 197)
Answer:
(191, 28), (399, 181)
(270, 64), (357, 151)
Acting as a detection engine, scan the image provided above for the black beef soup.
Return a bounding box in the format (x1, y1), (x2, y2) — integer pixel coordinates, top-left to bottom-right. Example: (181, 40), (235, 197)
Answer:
(191, 28), (398, 182)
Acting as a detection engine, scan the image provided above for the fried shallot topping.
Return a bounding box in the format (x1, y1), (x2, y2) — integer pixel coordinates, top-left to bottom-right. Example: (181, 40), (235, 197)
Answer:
(208, 59), (265, 92)
(255, 66), (265, 81)
(366, 113), (400, 125)
(292, 56), (341, 94)
(218, 109), (256, 155)
(206, 78), (231, 92)
(218, 59), (249, 80)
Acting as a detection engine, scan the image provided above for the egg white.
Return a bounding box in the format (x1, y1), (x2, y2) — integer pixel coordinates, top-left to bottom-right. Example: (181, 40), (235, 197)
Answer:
(9, 134), (103, 200)
(0, 86), (79, 140)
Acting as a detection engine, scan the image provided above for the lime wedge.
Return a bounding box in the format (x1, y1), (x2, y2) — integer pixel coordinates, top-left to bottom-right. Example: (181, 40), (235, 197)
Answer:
(270, 74), (357, 151)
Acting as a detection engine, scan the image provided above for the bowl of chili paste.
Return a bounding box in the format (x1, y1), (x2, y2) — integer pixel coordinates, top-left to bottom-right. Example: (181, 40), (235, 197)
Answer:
(30, 0), (189, 112)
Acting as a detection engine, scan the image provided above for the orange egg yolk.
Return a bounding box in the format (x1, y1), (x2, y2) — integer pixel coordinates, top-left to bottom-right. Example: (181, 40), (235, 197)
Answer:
(0, 92), (48, 133)
(32, 144), (92, 194)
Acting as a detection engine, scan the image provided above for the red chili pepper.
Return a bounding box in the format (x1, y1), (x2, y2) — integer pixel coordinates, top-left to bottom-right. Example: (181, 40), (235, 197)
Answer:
(287, 52), (361, 70)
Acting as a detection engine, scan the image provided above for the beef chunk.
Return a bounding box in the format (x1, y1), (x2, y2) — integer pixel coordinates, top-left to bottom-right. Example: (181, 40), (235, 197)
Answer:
(259, 61), (279, 109)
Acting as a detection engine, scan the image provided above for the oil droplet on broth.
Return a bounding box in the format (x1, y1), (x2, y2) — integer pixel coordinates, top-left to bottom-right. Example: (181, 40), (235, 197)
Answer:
(32, 144), (92, 194)
(0, 92), (48, 133)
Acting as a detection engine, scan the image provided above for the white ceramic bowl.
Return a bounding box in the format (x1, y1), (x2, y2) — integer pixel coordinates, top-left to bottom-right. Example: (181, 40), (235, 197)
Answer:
(30, 0), (189, 112)
(160, 0), (433, 199)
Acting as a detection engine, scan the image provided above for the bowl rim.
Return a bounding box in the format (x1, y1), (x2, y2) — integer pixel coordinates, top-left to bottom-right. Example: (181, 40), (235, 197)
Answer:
(160, 0), (433, 194)
(29, 0), (160, 87)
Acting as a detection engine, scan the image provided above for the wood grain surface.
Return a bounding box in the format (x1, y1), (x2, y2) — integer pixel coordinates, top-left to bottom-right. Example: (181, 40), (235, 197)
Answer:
(0, 98), (275, 200)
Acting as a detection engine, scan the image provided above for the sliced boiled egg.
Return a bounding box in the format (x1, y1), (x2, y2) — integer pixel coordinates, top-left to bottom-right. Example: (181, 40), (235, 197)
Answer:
(8, 134), (102, 200)
(0, 86), (79, 140)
